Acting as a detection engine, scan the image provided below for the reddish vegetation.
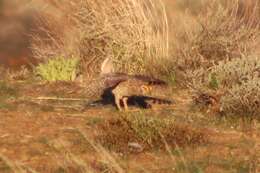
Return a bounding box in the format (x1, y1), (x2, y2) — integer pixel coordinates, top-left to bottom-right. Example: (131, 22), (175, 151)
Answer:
(0, 51), (36, 69)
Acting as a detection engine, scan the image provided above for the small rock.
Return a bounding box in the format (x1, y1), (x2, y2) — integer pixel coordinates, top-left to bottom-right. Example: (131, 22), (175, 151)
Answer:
(128, 142), (143, 152)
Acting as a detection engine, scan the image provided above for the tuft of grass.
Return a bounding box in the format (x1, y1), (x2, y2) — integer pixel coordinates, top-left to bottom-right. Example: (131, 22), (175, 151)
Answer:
(208, 72), (219, 90)
(97, 112), (208, 152)
(85, 117), (104, 127)
(165, 70), (176, 86)
(35, 56), (79, 82)
(0, 81), (18, 110)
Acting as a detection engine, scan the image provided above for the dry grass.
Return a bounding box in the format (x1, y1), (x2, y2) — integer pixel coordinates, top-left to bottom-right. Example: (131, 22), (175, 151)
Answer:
(31, 0), (168, 79)
(0, 66), (31, 81)
(168, 0), (260, 77)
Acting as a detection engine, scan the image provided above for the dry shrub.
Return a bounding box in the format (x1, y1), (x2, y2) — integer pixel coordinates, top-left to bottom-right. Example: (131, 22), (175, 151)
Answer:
(169, 0), (259, 73)
(31, 0), (168, 79)
(188, 55), (260, 117)
(210, 56), (260, 87)
(97, 113), (208, 153)
(221, 77), (260, 117)
(188, 56), (260, 90)
(167, 0), (260, 116)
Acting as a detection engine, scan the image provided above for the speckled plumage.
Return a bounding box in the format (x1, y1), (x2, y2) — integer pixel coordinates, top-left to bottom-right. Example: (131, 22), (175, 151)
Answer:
(112, 77), (172, 110)
(81, 73), (129, 99)
(81, 72), (171, 103)
(81, 58), (172, 109)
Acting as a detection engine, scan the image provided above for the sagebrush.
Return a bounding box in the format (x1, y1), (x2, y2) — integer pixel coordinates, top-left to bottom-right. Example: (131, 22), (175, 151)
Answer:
(188, 55), (260, 117)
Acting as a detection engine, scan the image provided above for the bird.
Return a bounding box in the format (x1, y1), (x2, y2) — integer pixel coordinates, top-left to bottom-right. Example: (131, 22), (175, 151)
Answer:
(112, 77), (172, 111)
(81, 58), (172, 110)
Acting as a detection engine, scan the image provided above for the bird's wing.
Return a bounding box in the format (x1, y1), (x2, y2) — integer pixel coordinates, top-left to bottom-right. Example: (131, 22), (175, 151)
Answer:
(102, 72), (130, 88)
(81, 74), (127, 99)
(102, 73), (168, 89)
(129, 74), (168, 85)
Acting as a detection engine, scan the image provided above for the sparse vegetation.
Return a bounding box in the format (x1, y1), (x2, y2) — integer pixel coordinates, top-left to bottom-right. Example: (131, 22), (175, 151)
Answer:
(98, 112), (208, 152)
(0, 81), (17, 99)
(210, 56), (260, 88)
(0, 0), (260, 172)
(188, 55), (260, 117)
(0, 81), (18, 110)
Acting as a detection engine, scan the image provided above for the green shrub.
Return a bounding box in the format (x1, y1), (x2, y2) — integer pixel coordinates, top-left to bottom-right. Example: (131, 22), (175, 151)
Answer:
(35, 57), (79, 82)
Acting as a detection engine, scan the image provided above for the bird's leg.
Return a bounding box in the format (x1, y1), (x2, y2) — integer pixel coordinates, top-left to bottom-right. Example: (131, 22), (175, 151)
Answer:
(114, 95), (122, 111)
(122, 97), (129, 111)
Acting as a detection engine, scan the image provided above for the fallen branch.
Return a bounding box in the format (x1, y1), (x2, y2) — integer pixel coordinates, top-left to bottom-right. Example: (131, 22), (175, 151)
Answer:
(31, 97), (89, 101)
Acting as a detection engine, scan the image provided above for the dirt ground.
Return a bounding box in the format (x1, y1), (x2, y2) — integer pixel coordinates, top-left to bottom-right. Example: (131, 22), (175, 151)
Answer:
(0, 81), (259, 173)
